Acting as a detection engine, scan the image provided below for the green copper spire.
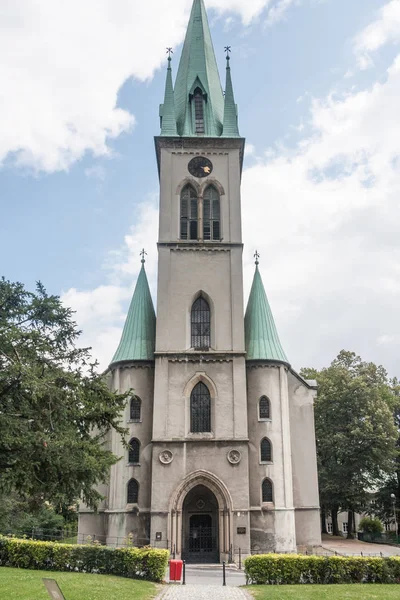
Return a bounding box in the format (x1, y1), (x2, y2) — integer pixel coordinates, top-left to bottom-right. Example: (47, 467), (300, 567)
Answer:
(174, 0), (224, 137)
(245, 253), (289, 364)
(160, 50), (178, 136)
(110, 252), (156, 365)
(222, 50), (240, 137)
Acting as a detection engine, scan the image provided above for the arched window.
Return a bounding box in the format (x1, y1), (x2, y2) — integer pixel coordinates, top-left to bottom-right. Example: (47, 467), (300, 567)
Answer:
(203, 186), (220, 241)
(180, 185), (198, 240)
(262, 478), (273, 503)
(190, 382), (211, 433)
(260, 438), (272, 463)
(130, 396), (141, 422)
(128, 438), (140, 464)
(191, 297), (211, 349)
(193, 87), (205, 134)
(127, 478), (139, 504)
(259, 396), (270, 420)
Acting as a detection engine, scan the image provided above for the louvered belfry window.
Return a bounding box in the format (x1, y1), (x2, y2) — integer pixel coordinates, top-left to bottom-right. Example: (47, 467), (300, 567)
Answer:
(127, 478), (139, 504)
(194, 88), (205, 134)
(259, 396), (270, 420)
(190, 382), (211, 433)
(260, 438), (272, 462)
(203, 186), (220, 241)
(191, 297), (211, 349)
(181, 185), (198, 240)
(128, 438), (140, 464)
(130, 396), (141, 422)
(262, 478), (273, 503)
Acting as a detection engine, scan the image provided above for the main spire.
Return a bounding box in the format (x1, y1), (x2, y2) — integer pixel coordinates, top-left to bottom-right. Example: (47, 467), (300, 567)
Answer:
(174, 0), (224, 137)
(110, 254), (156, 365)
(245, 255), (289, 364)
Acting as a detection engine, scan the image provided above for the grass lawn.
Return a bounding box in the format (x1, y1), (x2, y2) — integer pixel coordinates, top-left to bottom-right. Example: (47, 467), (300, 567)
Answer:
(0, 567), (159, 600)
(247, 584), (400, 599)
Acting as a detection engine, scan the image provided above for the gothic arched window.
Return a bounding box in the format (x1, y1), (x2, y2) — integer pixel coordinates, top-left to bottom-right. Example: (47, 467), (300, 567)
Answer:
(260, 438), (272, 463)
(127, 478), (139, 504)
(259, 396), (270, 420)
(191, 296), (211, 349)
(193, 87), (205, 134)
(190, 382), (211, 433)
(262, 478), (273, 503)
(203, 186), (220, 241)
(128, 438), (140, 464)
(130, 396), (141, 422)
(180, 185), (198, 240)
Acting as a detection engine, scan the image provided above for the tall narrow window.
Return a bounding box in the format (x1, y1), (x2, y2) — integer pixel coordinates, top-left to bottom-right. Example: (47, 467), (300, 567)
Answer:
(259, 396), (270, 420)
(190, 382), (211, 433)
(128, 438), (140, 464)
(203, 186), (220, 241)
(127, 478), (139, 504)
(130, 396), (141, 422)
(193, 88), (205, 134)
(260, 438), (272, 463)
(262, 478), (273, 503)
(180, 185), (198, 240)
(191, 297), (211, 349)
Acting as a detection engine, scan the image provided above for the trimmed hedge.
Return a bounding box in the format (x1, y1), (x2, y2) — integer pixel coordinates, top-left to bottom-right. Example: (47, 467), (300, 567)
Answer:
(0, 535), (168, 583)
(244, 554), (400, 585)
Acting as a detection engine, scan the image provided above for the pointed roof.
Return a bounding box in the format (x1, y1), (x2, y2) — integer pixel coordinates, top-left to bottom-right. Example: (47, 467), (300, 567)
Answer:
(160, 55), (178, 136)
(222, 55), (240, 137)
(110, 262), (156, 365)
(245, 263), (289, 364)
(174, 0), (224, 136)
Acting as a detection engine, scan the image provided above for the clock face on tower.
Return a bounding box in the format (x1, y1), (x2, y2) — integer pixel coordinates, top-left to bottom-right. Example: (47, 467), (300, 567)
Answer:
(188, 156), (213, 178)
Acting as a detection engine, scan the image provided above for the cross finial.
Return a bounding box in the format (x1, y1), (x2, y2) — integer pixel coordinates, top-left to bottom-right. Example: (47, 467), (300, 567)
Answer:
(224, 46), (231, 62)
(254, 250), (260, 266)
(140, 249), (147, 264)
(166, 47), (173, 61)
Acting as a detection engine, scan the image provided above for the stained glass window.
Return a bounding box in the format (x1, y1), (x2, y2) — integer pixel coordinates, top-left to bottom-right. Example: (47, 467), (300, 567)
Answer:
(262, 479), (273, 503)
(130, 396), (141, 422)
(128, 438), (140, 464)
(203, 186), (220, 241)
(127, 479), (139, 504)
(190, 382), (211, 433)
(259, 396), (270, 420)
(260, 438), (272, 463)
(181, 185), (198, 240)
(191, 297), (210, 349)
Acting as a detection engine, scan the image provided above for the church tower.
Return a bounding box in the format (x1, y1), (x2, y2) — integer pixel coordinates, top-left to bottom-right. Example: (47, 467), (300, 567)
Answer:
(78, 0), (321, 558)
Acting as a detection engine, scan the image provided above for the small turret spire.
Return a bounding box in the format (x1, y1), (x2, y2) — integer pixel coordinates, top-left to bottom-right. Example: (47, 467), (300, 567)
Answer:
(222, 46), (240, 137)
(160, 48), (178, 136)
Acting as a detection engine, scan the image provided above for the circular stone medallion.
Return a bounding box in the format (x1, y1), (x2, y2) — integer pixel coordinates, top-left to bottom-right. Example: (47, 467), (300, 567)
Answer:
(159, 450), (173, 465)
(227, 449), (241, 465)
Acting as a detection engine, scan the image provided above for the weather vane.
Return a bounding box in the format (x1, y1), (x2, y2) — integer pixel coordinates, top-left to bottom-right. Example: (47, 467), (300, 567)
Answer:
(224, 46), (231, 59)
(254, 250), (260, 266)
(166, 47), (173, 59)
(140, 249), (147, 264)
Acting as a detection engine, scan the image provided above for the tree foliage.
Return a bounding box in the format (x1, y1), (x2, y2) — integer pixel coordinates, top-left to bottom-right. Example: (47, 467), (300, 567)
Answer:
(301, 351), (398, 535)
(0, 278), (128, 510)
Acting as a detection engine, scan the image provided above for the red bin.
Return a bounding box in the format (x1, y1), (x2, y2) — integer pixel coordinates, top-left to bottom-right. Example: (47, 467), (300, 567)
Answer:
(169, 559), (183, 582)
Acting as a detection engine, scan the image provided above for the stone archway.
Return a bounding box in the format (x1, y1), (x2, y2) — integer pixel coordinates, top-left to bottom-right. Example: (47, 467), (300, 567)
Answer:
(168, 470), (233, 563)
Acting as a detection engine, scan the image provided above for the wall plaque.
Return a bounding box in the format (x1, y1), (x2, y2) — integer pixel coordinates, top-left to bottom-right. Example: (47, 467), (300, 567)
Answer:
(155, 532), (162, 541)
(237, 527), (246, 535)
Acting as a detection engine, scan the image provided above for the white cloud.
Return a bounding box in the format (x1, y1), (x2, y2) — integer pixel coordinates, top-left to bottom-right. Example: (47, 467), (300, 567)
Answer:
(0, 0), (284, 173)
(265, 0), (298, 26)
(84, 165), (107, 182)
(355, 0), (400, 68)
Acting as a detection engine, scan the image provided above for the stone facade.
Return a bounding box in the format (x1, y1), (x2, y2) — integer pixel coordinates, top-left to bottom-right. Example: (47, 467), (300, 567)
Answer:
(78, 0), (321, 560)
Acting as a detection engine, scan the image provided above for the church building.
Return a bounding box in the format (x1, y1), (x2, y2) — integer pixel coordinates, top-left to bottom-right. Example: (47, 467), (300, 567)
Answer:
(78, 0), (321, 561)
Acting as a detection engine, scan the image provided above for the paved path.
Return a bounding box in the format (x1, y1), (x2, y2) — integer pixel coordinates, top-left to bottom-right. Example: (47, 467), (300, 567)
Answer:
(160, 584), (249, 600)
(322, 537), (400, 557)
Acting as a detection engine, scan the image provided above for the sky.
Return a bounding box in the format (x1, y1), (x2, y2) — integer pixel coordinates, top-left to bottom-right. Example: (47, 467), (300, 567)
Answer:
(1, 0), (400, 377)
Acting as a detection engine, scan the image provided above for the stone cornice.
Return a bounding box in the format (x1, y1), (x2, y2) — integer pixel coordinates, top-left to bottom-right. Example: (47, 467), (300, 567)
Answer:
(154, 351), (246, 363)
(158, 242), (243, 251)
(152, 438), (249, 443)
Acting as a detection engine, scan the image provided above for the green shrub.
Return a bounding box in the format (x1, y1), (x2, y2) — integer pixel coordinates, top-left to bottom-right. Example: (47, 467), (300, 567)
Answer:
(244, 554), (400, 585)
(359, 517), (384, 535)
(0, 535), (168, 582)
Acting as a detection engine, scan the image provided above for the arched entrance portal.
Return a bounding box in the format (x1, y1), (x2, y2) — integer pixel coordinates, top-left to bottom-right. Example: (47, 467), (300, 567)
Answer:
(168, 470), (233, 564)
(182, 485), (219, 563)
